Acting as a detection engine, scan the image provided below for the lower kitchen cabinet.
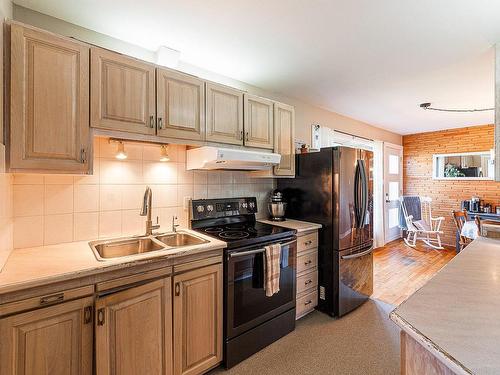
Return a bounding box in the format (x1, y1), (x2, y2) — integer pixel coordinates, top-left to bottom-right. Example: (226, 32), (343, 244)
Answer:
(95, 277), (173, 375)
(0, 296), (94, 375)
(296, 229), (319, 319)
(173, 263), (223, 375)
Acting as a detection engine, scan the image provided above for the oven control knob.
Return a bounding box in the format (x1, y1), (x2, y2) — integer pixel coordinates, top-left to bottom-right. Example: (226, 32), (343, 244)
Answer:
(196, 205), (205, 213)
(242, 202), (248, 208)
(207, 204), (214, 212)
(249, 201), (255, 209)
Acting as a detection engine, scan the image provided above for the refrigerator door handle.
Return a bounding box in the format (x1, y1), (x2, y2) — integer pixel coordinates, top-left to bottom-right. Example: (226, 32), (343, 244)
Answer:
(353, 162), (361, 228)
(340, 246), (373, 260)
(359, 159), (368, 228)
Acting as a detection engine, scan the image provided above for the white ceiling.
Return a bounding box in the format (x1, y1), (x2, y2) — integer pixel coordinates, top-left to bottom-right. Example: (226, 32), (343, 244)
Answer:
(14, 0), (500, 135)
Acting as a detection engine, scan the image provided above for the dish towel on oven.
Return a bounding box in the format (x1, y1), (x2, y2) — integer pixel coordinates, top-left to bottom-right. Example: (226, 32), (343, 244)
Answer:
(264, 243), (281, 297)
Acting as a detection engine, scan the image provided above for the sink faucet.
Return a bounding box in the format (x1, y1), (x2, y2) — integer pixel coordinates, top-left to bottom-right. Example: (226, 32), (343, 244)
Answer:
(172, 216), (179, 233)
(140, 186), (160, 236)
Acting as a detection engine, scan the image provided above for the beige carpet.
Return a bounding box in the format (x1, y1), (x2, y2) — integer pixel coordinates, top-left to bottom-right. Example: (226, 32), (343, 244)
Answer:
(210, 299), (400, 375)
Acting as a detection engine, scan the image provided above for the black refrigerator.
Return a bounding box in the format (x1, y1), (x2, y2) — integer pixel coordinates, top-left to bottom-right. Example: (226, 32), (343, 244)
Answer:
(278, 146), (373, 317)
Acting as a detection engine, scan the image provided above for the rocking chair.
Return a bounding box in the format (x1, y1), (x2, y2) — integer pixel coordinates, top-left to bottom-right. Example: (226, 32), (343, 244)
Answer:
(399, 196), (445, 249)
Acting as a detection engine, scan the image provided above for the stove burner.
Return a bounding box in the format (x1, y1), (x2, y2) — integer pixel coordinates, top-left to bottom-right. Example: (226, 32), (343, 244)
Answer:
(205, 227), (224, 233)
(219, 231), (250, 240)
(227, 224), (246, 230)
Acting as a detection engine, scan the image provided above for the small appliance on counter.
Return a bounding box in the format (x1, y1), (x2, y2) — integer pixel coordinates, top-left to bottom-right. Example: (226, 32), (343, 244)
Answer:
(268, 189), (287, 221)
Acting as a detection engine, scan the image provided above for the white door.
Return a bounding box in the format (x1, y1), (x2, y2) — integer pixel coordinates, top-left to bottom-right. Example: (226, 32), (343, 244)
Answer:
(384, 143), (403, 243)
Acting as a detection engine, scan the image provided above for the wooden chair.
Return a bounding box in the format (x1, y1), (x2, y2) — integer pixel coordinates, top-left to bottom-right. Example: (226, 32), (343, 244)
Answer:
(452, 210), (471, 251)
(475, 216), (482, 236)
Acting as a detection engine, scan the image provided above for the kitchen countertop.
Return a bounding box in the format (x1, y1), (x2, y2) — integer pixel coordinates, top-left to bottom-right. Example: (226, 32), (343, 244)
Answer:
(258, 218), (322, 233)
(0, 228), (226, 296)
(390, 237), (500, 374)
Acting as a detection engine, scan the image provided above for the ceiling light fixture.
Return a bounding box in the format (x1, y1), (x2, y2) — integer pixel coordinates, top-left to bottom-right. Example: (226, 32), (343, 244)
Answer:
(115, 141), (127, 160)
(160, 145), (170, 162)
(419, 102), (494, 113)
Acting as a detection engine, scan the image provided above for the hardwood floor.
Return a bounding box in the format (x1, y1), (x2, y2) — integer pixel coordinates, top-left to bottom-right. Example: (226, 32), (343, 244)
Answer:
(372, 239), (456, 306)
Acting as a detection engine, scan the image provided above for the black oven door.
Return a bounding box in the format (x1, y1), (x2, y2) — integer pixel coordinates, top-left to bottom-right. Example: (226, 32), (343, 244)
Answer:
(226, 238), (297, 339)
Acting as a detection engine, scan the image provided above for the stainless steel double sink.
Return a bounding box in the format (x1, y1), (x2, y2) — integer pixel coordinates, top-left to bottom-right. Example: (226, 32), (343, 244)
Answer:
(89, 231), (209, 261)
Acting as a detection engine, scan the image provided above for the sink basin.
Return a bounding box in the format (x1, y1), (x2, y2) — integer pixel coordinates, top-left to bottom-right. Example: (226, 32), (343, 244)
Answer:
(155, 232), (208, 247)
(89, 237), (166, 260)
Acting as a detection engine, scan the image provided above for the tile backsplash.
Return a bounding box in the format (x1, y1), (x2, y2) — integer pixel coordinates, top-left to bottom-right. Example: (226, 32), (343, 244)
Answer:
(12, 138), (275, 249)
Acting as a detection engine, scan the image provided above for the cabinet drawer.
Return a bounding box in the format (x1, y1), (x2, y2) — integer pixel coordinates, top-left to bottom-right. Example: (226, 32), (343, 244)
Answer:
(296, 290), (318, 319)
(297, 250), (318, 275)
(297, 232), (318, 253)
(296, 270), (318, 296)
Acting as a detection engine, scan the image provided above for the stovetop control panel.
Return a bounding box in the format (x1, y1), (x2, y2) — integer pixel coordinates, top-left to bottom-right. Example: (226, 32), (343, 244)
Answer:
(191, 197), (258, 220)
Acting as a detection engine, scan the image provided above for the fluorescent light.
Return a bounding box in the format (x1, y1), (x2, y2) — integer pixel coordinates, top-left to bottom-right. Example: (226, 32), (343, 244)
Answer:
(155, 46), (181, 68)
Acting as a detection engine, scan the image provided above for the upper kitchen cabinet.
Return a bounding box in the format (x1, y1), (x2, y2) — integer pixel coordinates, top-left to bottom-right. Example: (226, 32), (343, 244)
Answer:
(243, 94), (274, 149)
(274, 102), (296, 176)
(91, 47), (156, 135)
(206, 82), (244, 145)
(8, 23), (91, 173)
(157, 69), (206, 141)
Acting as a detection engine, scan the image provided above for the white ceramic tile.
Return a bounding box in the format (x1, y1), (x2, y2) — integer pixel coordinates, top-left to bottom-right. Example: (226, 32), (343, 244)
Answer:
(44, 214), (73, 245)
(13, 174), (44, 185)
(99, 211), (122, 238)
(122, 185), (146, 210)
(122, 209), (144, 236)
(124, 143), (143, 160)
(207, 171), (221, 185)
(150, 184), (177, 208)
(14, 216), (43, 248)
(13, 185), (44, 217)
(177, 184), (194, 207)
(74, 161), (100, 184)
(207, 185), (223, 199)
(121, 160), (143, 184)
(193, 185), (208, 199)
(44, 175), (74, 184)
(220, 171), (234, 184)
(177, 163), (193, 184)
(193, 170), (208, 185)
(143, 161), (177, 184)
(219, 185), (233, 199)
(99, 138), (117, 159)
(93, 137), (100, 158)
(74, 185), (99, 213)
(177, 145), (187, 162)
(45, 184), (73, 215)
(100, 185), (122, 211)
(143, 144), (162, 161)
(74, 212), (98, 241)
(99, 159), (124, 184)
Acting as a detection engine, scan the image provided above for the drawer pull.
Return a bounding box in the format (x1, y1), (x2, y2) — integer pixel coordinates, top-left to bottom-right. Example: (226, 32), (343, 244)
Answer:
(40, 293), (64, 306)
(304, 260), (312, 266)
(97, 308), (105, 326)
(304, 240), (313, 245)
(304, 300), (313, 306)
(305, 279), (313, 285)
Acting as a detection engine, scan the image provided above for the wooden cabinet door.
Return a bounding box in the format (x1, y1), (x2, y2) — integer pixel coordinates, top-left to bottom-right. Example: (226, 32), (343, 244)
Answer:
(9, 23), (91, 173)
(173, 264), (222, 375)
(274, 102), (296, 176)
(157, 69), (205, 141)
(244, 94), (274, 149)
(91, 47), (156, 135)
(206, 82), (244, 145)
(0, 297), (94, 375)
(95, 278), (172, 375)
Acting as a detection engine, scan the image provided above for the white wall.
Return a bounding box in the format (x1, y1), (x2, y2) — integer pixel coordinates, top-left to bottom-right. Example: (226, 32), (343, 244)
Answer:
(13, 5), (402, 146)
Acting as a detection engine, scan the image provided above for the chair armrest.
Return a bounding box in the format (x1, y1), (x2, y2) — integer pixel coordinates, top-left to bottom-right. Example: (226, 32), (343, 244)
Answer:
(431, 216), (445, 221)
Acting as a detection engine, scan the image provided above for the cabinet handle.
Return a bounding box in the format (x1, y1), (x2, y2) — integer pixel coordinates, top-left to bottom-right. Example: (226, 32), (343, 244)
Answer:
(304, 260), (312, 266)
(157, 117), (163, 130)
(239, 130), (244, 140)
(245, 132), (249, 141)
(305, 279), (312, 285)
(97, 308), (105, 326)
(304, 240), (313, 246)
(175, 282), (180, 296)
(304, 300), (312, 306)
(80, 148), (86, 164)
(149, 115), (155, 128)
(84, 306), (93, 324)
(40, 292), (64, 306)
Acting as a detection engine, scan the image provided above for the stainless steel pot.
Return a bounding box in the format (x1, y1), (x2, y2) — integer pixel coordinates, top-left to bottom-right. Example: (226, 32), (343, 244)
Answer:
(268, 202), (287, 221)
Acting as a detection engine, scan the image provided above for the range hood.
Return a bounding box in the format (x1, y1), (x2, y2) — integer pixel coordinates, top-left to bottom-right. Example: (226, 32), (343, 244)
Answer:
(186, 146), (281, 170)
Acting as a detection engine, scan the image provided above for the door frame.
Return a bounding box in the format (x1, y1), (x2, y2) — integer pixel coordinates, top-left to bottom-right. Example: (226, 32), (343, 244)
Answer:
(383, 142), (404, 243)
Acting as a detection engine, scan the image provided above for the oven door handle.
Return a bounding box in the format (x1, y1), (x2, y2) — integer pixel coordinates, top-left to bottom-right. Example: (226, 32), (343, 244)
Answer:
(340, 246), (373, 260)
(228, 239), (296, 258)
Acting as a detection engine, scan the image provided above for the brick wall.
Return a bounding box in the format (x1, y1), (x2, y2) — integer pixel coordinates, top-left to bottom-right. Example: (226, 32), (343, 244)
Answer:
(403, 124), (499, 246)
